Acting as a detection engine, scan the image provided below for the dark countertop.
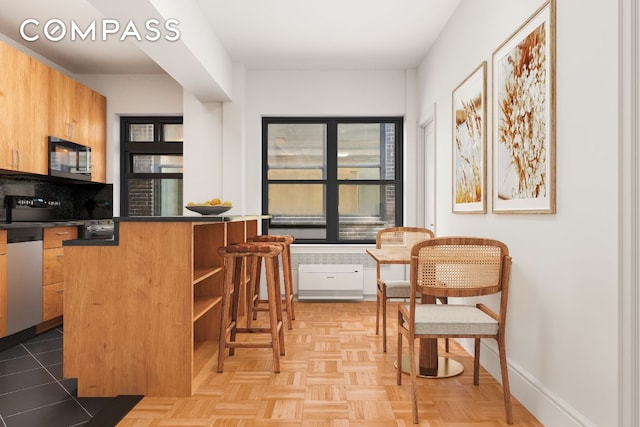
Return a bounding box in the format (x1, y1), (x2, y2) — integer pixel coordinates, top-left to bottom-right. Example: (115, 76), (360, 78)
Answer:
(62, 215), (269, 247)
(0, 215), (269, 229)
(113, 215), (270, 223)
(0, 220), (85, 230)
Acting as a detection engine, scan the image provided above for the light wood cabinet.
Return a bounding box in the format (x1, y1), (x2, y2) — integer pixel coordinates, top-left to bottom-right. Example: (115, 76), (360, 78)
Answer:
(48, 69), (79, 142)
(48, 68), (107, 183)
(42, 226), (78, 321)
(88, 91), (107, 183)
(0, 230), (6, 338)
(0, 40), (107, 181)
(0, 42), (49, 174)
(64, 218), (259, 397)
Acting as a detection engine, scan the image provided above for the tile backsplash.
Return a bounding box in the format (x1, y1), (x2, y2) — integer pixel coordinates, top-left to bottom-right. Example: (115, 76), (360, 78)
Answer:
(0, 174), (113, 222)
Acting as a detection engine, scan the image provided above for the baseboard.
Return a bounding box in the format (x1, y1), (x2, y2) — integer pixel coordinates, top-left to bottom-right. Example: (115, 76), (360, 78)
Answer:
(458, 339), (596, 427)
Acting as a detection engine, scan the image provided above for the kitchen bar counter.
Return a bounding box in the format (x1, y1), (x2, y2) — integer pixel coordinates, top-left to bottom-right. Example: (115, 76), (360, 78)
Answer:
(115, 214), (268, 222)
(62, 216), (263, 397)
(61, 215), (269, 246)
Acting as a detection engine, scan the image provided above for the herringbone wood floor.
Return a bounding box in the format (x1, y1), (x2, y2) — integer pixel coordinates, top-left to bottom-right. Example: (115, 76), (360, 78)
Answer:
(118, 301), (543, 426)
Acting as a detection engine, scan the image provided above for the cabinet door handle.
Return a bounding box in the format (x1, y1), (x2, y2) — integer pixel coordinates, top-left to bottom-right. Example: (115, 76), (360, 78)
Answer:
(56, 232), (70, 235)
(56, 290), (64, 294)
(56, 254), (64, 258)
(16, 150), (20, 168)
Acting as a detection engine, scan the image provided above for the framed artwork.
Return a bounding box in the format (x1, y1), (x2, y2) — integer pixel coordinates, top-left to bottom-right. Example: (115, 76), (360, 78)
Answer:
(452, 62), (487, 213)
(492, 0), (556, 213)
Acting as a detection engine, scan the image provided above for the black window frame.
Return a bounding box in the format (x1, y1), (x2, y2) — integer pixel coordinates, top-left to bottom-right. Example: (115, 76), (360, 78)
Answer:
(120, 116), (184, 216)
(262, 116), (404, 244)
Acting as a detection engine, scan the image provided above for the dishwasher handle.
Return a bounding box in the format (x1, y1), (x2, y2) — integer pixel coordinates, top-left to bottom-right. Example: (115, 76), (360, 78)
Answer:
(7, 227), (43, 243)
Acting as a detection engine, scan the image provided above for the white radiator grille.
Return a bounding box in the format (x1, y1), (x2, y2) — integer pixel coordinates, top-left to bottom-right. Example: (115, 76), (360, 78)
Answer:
(298, 264), (364, 300)
(291, 252), (380, 269)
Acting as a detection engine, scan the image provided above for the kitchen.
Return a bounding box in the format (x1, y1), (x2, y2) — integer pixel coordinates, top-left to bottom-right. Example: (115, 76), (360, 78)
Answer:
(0, 38), (116, 348)
(0, 1), (636, 427)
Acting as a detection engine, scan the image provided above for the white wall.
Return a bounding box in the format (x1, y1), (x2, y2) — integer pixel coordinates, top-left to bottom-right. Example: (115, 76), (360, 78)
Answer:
(417, 1), (619, 425)
(182, 93), (223, 211)
(221, 63), (248, 213)
(244, 69), (416, 224)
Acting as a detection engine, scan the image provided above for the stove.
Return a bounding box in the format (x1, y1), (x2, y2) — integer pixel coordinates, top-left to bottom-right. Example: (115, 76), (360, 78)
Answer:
(4, 195), (114, 240)
(4, 195), (61, 223)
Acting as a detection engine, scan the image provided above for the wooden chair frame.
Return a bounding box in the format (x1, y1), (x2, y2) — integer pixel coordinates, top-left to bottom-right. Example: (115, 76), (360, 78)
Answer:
(375, 226), (435, 352)
(397, 237), (513, 424)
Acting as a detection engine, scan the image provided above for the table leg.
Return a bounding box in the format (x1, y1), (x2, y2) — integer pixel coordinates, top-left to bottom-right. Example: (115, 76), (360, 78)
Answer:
(396, 296), (465, 378)
(396, 339), (464, 378)
(419, 337), (439, 376)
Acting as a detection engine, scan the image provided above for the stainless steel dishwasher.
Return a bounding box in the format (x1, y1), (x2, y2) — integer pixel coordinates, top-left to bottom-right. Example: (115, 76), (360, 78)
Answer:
(6, 227), (43, 336)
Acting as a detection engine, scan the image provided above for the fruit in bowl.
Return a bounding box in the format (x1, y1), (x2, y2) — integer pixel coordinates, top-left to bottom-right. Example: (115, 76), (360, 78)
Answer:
(186, 198), (233, 215)
(187, 198), (233, 207)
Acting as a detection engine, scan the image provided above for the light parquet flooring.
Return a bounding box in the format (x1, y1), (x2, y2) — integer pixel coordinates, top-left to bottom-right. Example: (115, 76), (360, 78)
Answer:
(118, 301), (543, 427)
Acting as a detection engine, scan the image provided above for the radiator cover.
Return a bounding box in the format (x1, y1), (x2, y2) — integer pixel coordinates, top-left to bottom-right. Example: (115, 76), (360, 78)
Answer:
(297, 264), (364, 300)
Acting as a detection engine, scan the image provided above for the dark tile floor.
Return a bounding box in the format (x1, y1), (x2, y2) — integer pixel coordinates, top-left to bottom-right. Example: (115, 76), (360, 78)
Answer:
(0, 327), (115, 427)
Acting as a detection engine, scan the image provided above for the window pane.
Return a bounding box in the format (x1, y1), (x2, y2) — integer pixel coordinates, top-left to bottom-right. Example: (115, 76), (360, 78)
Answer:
(127, 178), (183, 216)
(268, 168), (323, 180)
(338, 183), (397, 240)
(132, 155), (183, 173)
(268, 183), (326, 226)
(337, 123), (397, 180)
(268, 123), (326, 179)
(267, 226), (326, 240)
(263, 117), (401, 243)
(162, 124), (183, 142)
(129, 124), (154, 142)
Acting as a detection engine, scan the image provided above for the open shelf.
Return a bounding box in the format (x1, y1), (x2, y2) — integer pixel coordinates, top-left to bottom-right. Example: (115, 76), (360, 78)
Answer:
(193, 296), (222, 322)
(193, 266), (222, 285)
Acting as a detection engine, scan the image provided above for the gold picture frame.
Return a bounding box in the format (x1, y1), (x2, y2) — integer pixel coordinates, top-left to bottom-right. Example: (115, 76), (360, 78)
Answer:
(492, 0), (556, 213)
(452, 62), (487, 213)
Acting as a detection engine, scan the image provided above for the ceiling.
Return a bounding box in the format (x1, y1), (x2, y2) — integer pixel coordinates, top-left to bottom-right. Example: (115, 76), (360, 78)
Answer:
(0, 0), (461, 75)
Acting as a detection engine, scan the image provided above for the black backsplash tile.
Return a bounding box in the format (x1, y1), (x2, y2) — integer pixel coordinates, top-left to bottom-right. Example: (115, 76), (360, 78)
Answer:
(0, 175), (113, 222)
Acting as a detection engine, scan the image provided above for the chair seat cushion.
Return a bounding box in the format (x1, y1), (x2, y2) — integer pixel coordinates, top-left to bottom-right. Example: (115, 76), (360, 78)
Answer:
(402, 304), (499, 336)
(383, 280), (410, 298)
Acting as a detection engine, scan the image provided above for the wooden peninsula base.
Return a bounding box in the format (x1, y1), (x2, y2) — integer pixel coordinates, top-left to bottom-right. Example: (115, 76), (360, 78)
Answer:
(63, 216), (261, 397)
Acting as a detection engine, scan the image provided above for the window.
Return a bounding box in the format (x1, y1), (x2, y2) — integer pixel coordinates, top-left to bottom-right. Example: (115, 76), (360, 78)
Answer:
(120, 117), (184, 216)
(263, 117), (403, 243)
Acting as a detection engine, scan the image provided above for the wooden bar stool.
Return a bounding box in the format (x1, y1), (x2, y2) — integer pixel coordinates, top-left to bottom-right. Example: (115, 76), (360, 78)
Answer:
(217, 243), (285, 373)
(246, 235), (295, 330)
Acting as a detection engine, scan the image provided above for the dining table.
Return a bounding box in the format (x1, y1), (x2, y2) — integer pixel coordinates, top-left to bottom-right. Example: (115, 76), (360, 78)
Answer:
(366, 246), (464, 378)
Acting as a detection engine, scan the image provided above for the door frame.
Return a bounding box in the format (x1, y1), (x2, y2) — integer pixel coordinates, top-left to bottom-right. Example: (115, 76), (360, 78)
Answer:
(417, 105), (437, 233)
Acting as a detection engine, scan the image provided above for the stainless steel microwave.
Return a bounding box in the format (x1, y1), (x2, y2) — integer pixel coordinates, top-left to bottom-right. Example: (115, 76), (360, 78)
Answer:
(48, 136), (92, 181)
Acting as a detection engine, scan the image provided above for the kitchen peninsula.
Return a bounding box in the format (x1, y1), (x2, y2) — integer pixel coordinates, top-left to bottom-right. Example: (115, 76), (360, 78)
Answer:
(62, 215), (266, 397)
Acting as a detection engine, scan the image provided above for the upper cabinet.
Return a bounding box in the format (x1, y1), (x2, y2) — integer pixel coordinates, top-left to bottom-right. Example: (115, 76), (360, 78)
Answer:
(0, 42), (49, 175)
(48, 68), (107, 183)
(0, 40), (107, 183)
(48, 69), (77, 142)
(88, 91), (107, 183)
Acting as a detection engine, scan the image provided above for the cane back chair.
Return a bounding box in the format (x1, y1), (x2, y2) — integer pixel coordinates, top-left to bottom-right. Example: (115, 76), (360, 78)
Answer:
(375, 226), (435, 352)
(397, 237), (513, 424)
